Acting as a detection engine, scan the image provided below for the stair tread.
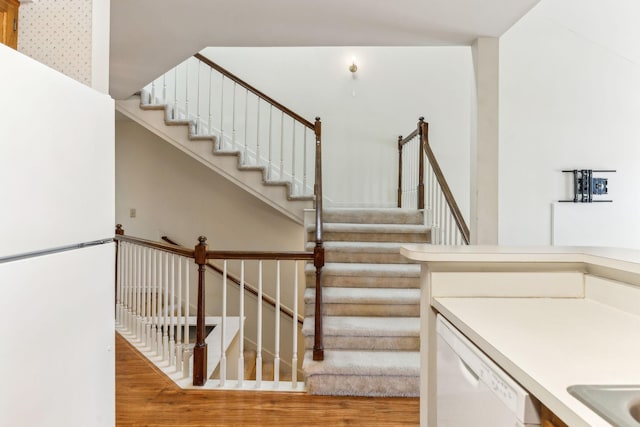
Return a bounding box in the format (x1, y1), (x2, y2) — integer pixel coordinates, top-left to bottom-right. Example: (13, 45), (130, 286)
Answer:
(323, 208), (423, 225)
(303, 316), (419, 336)
(304, 287), (419, 304)
(303, 349), (419, 376)
(308, 241), (408, 251)
(306, 262), (420, 277)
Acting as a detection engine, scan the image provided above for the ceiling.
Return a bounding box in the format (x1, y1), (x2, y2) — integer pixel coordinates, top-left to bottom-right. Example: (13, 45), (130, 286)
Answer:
(109, 0), (542, 99)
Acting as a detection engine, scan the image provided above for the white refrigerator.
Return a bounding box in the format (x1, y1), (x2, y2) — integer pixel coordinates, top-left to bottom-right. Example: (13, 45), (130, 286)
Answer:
(0, 44), (115, 427)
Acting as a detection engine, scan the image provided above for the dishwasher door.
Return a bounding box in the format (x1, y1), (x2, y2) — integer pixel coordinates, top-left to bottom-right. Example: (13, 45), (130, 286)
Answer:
(436, 315), (540, 427)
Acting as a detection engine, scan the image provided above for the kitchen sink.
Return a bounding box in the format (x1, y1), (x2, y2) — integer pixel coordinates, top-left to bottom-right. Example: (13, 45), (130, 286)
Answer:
(568, 385), (640, 427)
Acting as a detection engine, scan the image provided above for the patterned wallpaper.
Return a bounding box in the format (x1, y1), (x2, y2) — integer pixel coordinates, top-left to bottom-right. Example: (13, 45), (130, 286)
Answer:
(18, 0), (92, 86)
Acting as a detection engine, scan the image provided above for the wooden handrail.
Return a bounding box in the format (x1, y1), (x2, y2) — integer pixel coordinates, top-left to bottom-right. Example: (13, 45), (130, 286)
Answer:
(419, 119), (471, 244)
(114, 234), (195, 258)
(161, 236), (304, 326)
(194, 53), (314, 129)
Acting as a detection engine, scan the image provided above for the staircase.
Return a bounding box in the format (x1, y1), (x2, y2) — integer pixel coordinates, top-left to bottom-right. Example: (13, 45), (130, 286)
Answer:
(116, 94), (313, 224)
(302, 208), (429, 397)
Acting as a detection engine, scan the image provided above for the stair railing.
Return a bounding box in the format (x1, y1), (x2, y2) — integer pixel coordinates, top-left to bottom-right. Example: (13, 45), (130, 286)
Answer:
(161, 235), (303, 326)
(114, 225), (322, 390)
(141, 53), (317, 200)
(140, 53), (325, 361)
(397, 117), (470, 245)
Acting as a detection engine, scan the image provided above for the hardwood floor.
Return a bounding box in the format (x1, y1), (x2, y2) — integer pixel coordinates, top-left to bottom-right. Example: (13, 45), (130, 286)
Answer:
(116, 333), (419, 426)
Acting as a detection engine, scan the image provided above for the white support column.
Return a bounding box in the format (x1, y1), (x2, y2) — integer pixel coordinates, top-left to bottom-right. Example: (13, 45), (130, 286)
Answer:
(471, 37), (500, 245)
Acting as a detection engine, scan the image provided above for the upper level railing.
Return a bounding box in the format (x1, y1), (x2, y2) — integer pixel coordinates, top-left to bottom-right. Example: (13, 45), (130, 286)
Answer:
(397, 117), (470, 245)
(114, 225), (324, 389)
(142, 53), (320, 200)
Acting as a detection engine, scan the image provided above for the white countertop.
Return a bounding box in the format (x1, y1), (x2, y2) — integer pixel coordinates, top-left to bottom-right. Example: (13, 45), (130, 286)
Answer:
(401, 245), (640, 426)
(401, 245), (640, 274)
(433, 297), (640, 427)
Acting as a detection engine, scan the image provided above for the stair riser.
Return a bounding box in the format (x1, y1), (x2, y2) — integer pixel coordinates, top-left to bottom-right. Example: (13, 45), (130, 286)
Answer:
(305, 272), (420, 288)
(305, 303), (420, 317)
(309, 231), (430, 243)
(324, 251), (411, 264)
(305, 336), (419, 351)
(323, 210), (423, 225)
(306, 374), (419, 397)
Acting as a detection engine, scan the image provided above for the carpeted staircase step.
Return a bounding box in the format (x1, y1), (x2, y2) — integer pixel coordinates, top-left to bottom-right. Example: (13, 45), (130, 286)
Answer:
(307, 222), (430, 243)
(305, 263), (420, 288)
(323, 208), (423, 225)
(303, 349), (419, 397)
(302, 316), (419, 351)
(304, 287), (419, 317)
(307, 241), (412, 264)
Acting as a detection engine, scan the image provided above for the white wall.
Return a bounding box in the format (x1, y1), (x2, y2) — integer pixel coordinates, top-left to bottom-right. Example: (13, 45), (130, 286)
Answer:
(0, 44), (114, 426)
(201, 47), (473, 216)
(115, 120), (304, 251)
(499, 0), (640, 248)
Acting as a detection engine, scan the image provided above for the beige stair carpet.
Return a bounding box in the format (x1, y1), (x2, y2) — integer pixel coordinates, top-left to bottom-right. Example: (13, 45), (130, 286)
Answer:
(302, 208), (428, 397)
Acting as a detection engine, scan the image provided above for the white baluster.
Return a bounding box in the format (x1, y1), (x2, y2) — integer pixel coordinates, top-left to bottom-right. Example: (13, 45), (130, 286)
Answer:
(156, 251), (163, 356)
(303, 129), (308, 196)
(196, 61), (201, 134)
(127, 243), (133, 332)
(173, 68), (178, 120)
(256, 260), (263, 388)
(169, 254), (176, 366)
(243, 89), (248, 163)
(142, 248), (149, 346)
(291, 119), (296, 193)
(163, 252), (169, 361)
(176, 256), (183, 372)
(150, 249), (157, 353)
(256, 99), (261, 166)
(185, 60), (190, 123)
(274, 261), (281, 386)
(162, 74), (166, 103)
(208, 67), (213, 138)
(231, 83), (237, 150)
(220, 260), (227, 386)
(136, 246), (142, 340)
(268, 105), (273, 179)
(219, 76), (225, 149)
(238, 260), (245, 386)
(151, 81), (156, 104)
(291, 261), (298, 388)
(116, 241), (122, 326)
(280, 112), (284, 180)
(182, 257), (190, 378)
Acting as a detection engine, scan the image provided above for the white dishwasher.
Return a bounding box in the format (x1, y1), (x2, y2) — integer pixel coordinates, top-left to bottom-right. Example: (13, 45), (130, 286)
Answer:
(436, 315), (541, 427)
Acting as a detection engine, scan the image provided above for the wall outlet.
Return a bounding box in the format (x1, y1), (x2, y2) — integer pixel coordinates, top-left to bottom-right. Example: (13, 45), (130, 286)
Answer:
(129, 208), (136, 218)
